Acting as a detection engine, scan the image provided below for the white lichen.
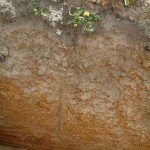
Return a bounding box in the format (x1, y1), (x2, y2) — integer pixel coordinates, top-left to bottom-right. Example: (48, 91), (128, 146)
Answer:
(48, 6), (63, 26)
(55, 29), (62, 35)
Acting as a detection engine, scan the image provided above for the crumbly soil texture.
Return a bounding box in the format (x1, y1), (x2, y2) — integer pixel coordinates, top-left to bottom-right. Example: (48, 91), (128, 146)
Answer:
(0, 0), (150, 150)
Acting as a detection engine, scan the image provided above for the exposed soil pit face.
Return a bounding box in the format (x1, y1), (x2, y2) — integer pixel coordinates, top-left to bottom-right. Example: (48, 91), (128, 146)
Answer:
(0, 0), (150, 150)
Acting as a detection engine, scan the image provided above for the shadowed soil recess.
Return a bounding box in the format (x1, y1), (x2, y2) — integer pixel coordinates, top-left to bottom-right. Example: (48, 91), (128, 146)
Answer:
(0, 0), (150, 150)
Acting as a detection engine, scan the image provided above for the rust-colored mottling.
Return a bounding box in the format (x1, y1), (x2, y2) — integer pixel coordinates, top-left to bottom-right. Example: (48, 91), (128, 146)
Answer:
(0, 14), (150, 150)
(63, 106), (118, 142)
(62, 105), (150, 150)
(0, 77), (60, 149)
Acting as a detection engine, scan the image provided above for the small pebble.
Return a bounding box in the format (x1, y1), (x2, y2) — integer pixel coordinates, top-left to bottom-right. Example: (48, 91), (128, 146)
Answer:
(0, 54), (5, 62)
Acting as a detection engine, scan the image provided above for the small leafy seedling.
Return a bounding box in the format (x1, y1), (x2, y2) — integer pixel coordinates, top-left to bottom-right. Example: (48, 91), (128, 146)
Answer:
(68, 7), (100, 32)
(32, 3), (39, 15)
(124, 0), (137, 6)
(32, 1), (48, 17)
(124, 0), (129, 6)
(41, 9), (48, 17)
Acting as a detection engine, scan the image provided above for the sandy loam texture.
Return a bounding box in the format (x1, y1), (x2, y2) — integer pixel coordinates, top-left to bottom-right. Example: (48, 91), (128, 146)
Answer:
(0, 0), (150, 150)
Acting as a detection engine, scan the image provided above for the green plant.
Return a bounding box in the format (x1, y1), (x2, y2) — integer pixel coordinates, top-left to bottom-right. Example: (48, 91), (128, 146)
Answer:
(124, 0), (137, 6)
(41, 9), (48, 17)
(68, 7), (100, 32)
(32, 0), (48, 17)
(124, 0), (129, 6)
(32, 3), (39, 15)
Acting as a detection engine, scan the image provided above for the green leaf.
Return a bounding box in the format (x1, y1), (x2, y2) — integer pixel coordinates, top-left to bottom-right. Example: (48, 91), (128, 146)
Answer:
(85, 27), (94, 32)
(74, 24), (78, 27)
(76, 7), (81, 10)
(77, 21), (83, 26)
(87, 21), (93, 28)
(67, 20), (74, 24)
(33, 8), (38, 12)
(124, 0), (129, 6)
(41, 10), (48, 17)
